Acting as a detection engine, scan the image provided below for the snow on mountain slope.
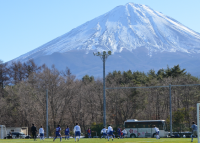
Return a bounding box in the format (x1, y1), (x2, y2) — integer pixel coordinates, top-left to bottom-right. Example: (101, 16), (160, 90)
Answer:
(11, 2), (200, 63)
(8, 3), (200, 78)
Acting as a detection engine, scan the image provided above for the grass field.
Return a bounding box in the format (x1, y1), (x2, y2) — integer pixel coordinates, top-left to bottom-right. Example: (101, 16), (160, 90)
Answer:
(0, 138), (197, 143)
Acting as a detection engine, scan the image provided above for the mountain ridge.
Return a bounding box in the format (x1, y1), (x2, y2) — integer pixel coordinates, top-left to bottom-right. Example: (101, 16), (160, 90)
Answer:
(8, 3), (200, 78)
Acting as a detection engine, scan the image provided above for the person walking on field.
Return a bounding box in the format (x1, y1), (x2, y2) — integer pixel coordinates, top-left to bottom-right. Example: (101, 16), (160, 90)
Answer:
(117, 127), (121, 139)
(153, 125), (160, 139)
(100, 126), (107, 139)
(107, 125), (114, 141)
(87, 127), (91, 138)
(65, 126), (70, 140)
(191, 121), (197, 142)
(122, 128), (127, 138)
(39, 126), (44, 141)
(53, 125), (62, 142)
(74, 123), (81, 142)
(31, 124), (37, 141)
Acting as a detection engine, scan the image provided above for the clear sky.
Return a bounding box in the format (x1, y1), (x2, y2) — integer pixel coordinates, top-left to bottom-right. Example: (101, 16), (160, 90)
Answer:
(1, 0), (200, 62)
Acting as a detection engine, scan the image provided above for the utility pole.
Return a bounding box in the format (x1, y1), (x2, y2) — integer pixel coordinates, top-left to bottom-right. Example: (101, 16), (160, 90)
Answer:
(169, 84), (172, 136)
(46, 89), (49, 138)
(93, 51), (111, 127)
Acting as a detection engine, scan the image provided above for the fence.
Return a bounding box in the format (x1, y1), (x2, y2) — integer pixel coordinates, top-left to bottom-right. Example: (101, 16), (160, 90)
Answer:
(106, 84), (200, 136)
(38, 84), (200, 138)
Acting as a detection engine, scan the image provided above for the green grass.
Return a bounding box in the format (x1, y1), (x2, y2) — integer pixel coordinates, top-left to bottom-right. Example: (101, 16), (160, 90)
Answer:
(0, 138), (197, 143)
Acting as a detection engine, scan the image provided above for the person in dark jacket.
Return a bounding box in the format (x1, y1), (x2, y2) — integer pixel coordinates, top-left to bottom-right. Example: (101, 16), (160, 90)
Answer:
(31, 124), (37, 141)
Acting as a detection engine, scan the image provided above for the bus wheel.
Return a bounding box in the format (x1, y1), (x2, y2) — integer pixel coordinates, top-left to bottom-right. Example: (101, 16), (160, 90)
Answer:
(130, 134), (136, 138)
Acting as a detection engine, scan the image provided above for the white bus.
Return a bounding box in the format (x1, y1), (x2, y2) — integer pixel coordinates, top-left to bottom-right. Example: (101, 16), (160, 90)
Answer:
(124, 119), (168, 138)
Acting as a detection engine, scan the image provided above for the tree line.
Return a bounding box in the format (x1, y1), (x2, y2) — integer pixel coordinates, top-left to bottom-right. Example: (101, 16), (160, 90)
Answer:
(0, 59), (200, 134)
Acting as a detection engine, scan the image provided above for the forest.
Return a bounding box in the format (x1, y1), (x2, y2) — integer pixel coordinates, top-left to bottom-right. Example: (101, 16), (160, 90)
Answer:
(0, 59), (200, 135)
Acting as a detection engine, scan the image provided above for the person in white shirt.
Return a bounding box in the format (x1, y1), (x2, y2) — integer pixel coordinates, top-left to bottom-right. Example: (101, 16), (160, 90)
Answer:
(74, 123), (81, 142)
(39, 126), (44, 141)
(107, 125), (114, 141)
(100, 126), (107, 139)
(122, 128), (127, 138)
(153, 125), (160, 139)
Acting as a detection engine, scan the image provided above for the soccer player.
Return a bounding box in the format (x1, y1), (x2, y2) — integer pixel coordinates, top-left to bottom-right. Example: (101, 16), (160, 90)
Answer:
(120, 131), (123, 138)
(39, 126), (44, 141)
(107, 125), (114, 141)
(191, 121), (197, 142)
(31, 124), (37, 141)
(53, 125), (62, 142)
(112, 130), (116, 138)
(65, 126), (70, 140)
(100, 126), (107, 139)
(122, 128), (127, 138)
(74, 123), (81, 142)
(153, 125), (160, 139)
(87, 127), (91, 138)
(117, 127), (121, 139)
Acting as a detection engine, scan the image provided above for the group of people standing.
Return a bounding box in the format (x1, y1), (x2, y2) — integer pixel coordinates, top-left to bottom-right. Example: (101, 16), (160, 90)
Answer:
(53, 123), (81, 142)
(30, 122), (198, 142)
(100, 125), (126, 141)
(31, 123), (126, 142)
(31, 123), (81, 142)
(117, 127), (128, 139)
(31, 124), (128, 142)
(31, 124), (44, 141)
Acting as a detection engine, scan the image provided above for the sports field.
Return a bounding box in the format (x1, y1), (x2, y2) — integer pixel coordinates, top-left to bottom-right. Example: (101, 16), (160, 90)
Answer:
(0, 138), (197, 143)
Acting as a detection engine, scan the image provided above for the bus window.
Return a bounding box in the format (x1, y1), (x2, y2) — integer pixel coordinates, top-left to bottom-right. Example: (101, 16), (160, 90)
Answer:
(157, 122), (163, 130)
(137, 122), (151, 128)
(146, 123), (151, 128)
(133, 123), (137, 128)
(125, 122), (131, 128)
(137, 122), (143, 128)
(150, 122), (163, 130)
(125, 122), (137, 128)
(163, 122), (167, 131)
(125, 121), (165, 129)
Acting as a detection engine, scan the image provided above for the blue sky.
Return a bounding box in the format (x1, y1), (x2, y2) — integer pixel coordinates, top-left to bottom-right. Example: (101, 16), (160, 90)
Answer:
(1, 0), (200, 62)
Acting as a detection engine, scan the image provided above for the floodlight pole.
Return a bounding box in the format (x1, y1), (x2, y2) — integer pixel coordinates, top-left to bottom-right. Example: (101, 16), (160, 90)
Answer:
(103, 54), (106, 127)
(169, 84), (172, 137)
(197, 103), (200, 143)
(46, 89), (49, 138)
(93, 51), (111, 127)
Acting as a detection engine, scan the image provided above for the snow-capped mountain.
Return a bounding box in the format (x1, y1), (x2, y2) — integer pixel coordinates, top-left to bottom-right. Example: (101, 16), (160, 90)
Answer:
(9, 3), (200, 78)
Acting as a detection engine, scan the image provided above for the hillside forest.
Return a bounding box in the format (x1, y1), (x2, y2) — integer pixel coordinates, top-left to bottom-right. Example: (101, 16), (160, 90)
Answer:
(0, 59), (200, 135)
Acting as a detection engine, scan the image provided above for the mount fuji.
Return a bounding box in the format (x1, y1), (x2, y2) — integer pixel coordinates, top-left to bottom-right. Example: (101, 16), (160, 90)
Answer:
(9, 3), (200, 78)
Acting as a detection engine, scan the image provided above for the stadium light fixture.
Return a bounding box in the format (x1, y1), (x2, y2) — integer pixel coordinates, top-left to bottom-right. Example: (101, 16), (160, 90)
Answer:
(94, 51), (112, 127)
